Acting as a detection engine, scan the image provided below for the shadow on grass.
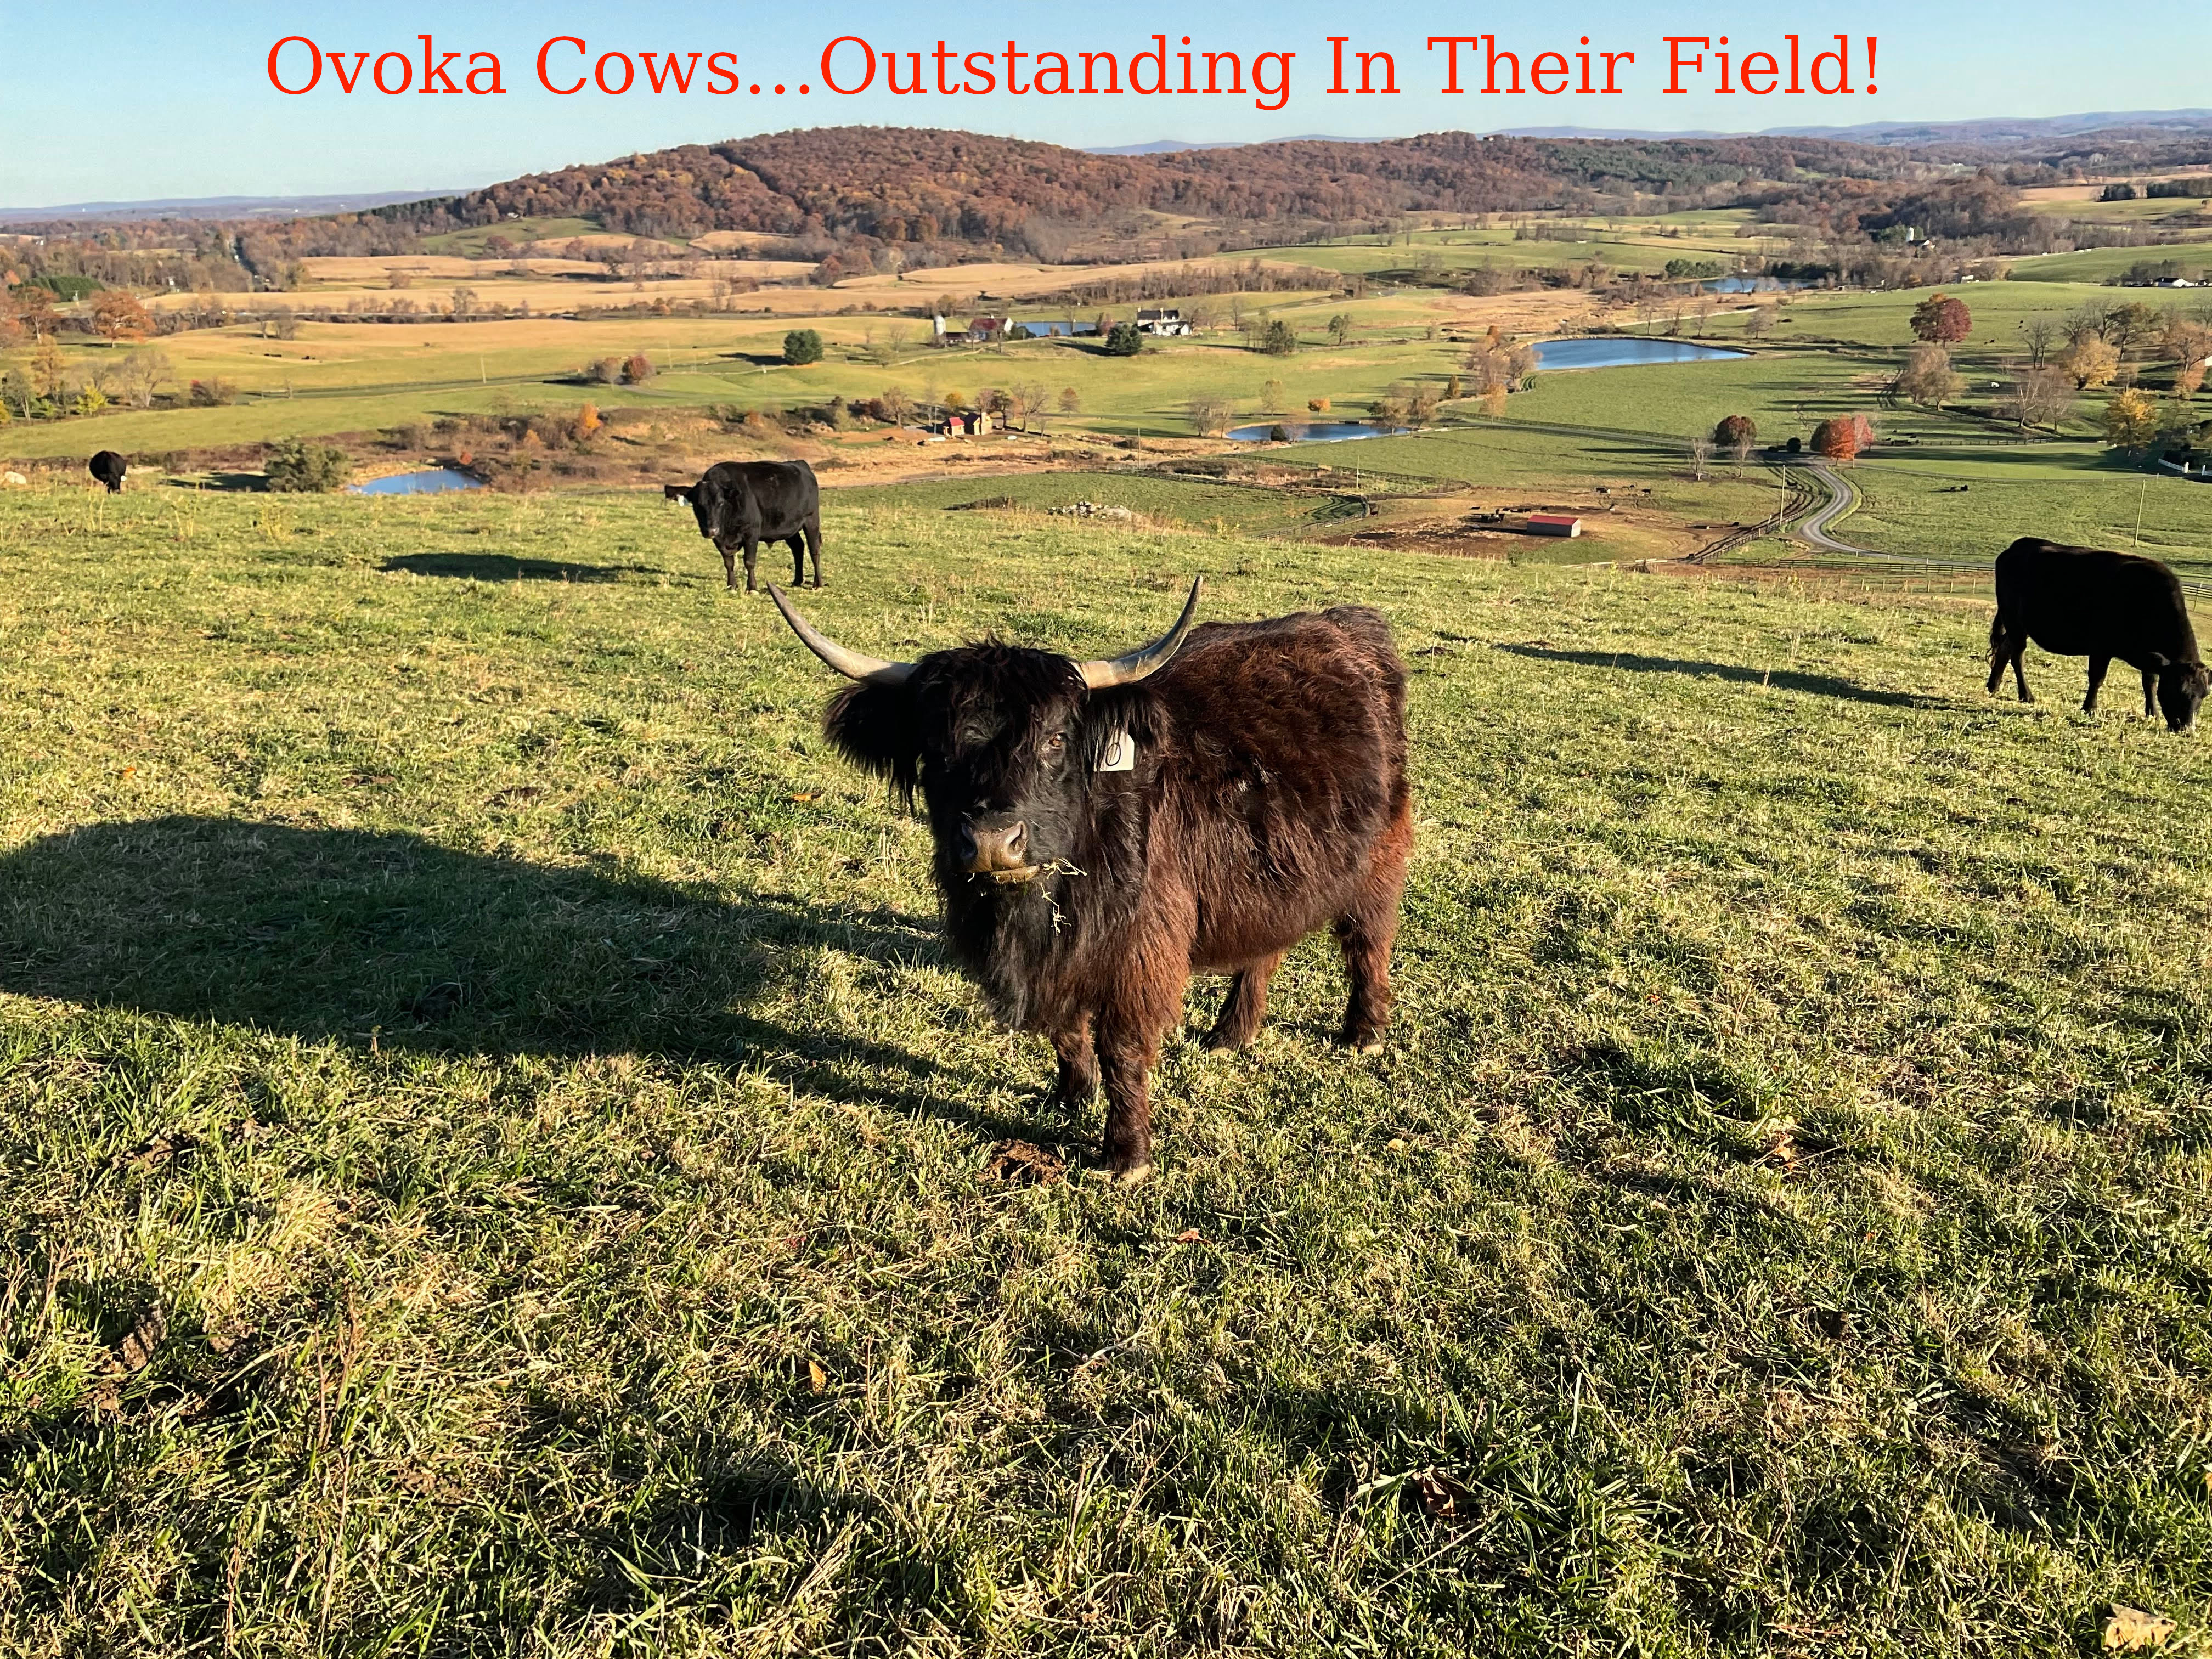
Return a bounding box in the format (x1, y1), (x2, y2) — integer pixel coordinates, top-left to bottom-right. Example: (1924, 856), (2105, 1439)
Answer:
(1496, 644), (1953, 709)
(381, 552), (663, 583)
(164, 472), (267, 493)
(0, 816), (1053, 1141)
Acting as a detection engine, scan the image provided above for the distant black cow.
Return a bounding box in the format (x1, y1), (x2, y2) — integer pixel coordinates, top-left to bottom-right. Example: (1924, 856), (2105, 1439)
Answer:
(1989, 537), (2209, 731)
(88, 452), (127, 493)
(665, 460), (822, 592)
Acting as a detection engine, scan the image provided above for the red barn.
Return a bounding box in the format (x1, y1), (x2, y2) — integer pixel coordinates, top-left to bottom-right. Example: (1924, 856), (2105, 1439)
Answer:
(1526, 514), (1583, 538)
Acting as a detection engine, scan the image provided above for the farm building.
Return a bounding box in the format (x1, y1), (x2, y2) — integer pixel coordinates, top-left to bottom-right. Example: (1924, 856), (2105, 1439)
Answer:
(1526, 514), (1584, 538)
(1136, 308), (1192, 336)
(1011, 319), (1097, 338)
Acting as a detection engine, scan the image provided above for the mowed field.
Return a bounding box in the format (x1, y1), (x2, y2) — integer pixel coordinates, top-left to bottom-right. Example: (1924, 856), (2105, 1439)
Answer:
(3, 482), (2210, 1654)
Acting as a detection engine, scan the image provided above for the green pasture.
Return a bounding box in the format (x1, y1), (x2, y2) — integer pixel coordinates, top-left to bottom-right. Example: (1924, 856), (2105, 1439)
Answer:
(3, 482), (2210, 1654)
(418, 217), (608, 253)
(2004, 245), (2212, 285)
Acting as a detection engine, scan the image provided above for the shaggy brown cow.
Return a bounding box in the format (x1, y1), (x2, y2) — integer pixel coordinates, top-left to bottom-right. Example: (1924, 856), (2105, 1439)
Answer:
(1989, 538), (2209, 731)
(769, 578), (1412, 1182)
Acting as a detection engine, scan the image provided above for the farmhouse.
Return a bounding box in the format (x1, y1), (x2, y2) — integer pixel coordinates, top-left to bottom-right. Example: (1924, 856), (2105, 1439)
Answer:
(1136, 307), (1192, 336)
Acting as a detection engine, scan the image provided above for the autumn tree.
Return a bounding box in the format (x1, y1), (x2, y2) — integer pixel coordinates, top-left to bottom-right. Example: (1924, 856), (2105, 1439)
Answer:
(1713, 414), (1758, 460)
(89, 291), (153, 343)
(622, 353), (655, 384)
(1057, 386), (1081, 415)
(1896, 342), (1964, 410)
(2100, 387), (2159, 450)
(15, 287), (58, 342)
(31, 338), (66, 400)
(1261, 378), (1287, 413)
(1909, 292), (1972, 343)
(2058, 337), (2119, 389)
(879, 386), (913, 426)
(1812, 415), (1871, 462)
(1327, 313), (1353, 345)
(1257, 319), (1298, 356)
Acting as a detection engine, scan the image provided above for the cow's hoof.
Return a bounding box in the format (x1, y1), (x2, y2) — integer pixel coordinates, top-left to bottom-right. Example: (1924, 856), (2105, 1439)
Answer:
(1109, 1161), (1154, 1188)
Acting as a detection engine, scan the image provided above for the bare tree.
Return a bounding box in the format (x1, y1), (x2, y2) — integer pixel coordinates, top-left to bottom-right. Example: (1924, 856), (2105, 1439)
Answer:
(115, 347), (173, 410)
(2003, 366), (2074, 432)
(2018, 315), (2056, 367)
(1688, 435), (1714, 481)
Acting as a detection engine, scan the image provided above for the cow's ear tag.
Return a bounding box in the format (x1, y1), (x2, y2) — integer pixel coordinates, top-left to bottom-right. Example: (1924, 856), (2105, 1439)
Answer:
(1097, 730), (1136, 772)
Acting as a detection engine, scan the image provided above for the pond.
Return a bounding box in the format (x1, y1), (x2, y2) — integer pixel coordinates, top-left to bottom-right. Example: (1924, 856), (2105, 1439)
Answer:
(1530, 337), (1750, 371)
(1703, 275), (1813, 294)
(349, 467), (485, 496)
(1227, 421), (1408, 443)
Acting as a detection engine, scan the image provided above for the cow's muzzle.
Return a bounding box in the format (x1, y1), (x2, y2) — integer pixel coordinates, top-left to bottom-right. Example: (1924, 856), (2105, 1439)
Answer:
(960, 819), (1037, 884)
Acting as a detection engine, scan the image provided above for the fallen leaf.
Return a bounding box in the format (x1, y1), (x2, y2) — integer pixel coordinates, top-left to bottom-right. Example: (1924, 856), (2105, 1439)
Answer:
(2103, 1607), (2175, 1651)
(790, 792), (820, 802)
(985, 1139), (1065, 1186)
(117, 1306), (168, 1374)
(110, 1132), (198, 1175)
(1410, 1470), (1474, 1523)
(1172, 1228), (1203, 1244)
(808, 1360), (828, 1395)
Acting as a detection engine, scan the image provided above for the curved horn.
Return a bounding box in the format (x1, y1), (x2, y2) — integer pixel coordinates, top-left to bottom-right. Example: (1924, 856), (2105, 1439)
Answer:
(768, 585), (914, 685)
(1074, 577), (1204, 690)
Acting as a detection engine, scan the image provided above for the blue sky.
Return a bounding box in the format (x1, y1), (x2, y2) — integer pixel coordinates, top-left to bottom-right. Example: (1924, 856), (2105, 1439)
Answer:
(3, 1), (2207, 206)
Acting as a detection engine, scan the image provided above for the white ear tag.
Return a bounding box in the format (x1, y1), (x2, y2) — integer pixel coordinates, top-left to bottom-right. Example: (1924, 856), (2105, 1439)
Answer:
(1097, 730), (1136, 772)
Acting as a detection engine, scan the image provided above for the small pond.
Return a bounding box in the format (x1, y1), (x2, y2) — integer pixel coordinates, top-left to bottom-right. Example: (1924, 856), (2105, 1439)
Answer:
(1703, 275), (1814, 294)
(1228, 421), (1408, 443)
(350, 467), (485, 496)
(1528, 338), (1750, 371)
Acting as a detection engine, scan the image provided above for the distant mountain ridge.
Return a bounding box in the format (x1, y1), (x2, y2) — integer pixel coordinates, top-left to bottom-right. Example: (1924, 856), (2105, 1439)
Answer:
(0, 188), (476, 224)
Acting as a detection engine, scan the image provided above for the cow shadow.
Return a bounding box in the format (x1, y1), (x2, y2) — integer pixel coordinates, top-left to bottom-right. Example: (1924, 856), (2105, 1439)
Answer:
(0, 816), (1048, 1141)
(1496, 644), (1953, 710)
(381, 553), (664, 583)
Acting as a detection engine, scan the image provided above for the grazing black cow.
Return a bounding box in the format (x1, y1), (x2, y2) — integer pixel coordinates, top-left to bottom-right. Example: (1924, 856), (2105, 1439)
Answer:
(665, 460), (822, 591)
(88, 452), (127, 493)
(769, 577), (1412, 1183)
(1989, 537), (2209, 732)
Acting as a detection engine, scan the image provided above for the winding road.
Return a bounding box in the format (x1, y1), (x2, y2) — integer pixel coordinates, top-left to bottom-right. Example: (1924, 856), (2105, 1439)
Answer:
(1795, 460), (1869, 554)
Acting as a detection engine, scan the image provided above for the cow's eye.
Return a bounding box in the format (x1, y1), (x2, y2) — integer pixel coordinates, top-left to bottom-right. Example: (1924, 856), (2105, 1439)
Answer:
(1043, 732), (1066, 756)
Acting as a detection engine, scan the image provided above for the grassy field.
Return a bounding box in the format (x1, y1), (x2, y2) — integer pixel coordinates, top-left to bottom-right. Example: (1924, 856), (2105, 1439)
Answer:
(4, 482), (2211, 1654)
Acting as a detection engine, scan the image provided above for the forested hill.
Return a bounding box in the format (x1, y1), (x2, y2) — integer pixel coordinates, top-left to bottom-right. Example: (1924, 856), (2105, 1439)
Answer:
(378, 125), (1932, 250)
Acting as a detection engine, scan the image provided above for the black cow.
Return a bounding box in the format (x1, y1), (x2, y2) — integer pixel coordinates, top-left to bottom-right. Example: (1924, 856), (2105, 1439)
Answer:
(88, 452), (127, 493)
(768, 577), (1412, 1184)
(1989, 537), (2209, 732)
(665, 460), (822, 592)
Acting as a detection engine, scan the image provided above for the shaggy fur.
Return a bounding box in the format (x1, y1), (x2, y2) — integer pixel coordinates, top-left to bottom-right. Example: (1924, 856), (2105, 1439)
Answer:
(668, 460), (823, 592)
(1989, 538), (2209, 731)
(823, 606), (1413, 1177)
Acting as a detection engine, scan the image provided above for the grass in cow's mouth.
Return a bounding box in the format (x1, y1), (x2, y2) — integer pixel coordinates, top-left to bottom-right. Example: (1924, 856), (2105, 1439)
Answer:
(2, 483), (2209, 1654)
